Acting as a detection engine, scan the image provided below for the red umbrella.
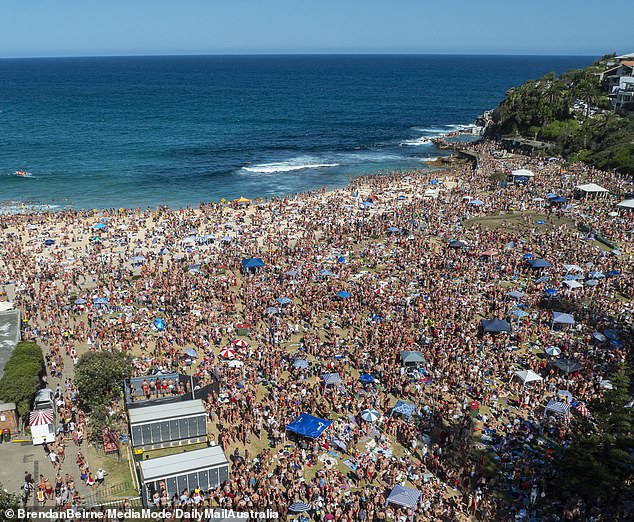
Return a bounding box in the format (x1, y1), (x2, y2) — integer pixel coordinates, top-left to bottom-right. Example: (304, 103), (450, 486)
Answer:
(220, 347), (236, 358)
(233, 339), (248, 348)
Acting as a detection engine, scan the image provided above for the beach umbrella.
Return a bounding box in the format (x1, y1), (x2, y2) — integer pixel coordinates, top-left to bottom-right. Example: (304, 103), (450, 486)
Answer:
(219, 347), (236, 359)
(507, 290), (525, 299)
(509, 309), (528, 318)
(228, 360), (244, 368)
(93, 222), (107, 230)
(266, 306), (280, 314)
(220, 235), (232, 243)
(387, 226), (400, 233)
(535, 220), (545, 225)
(469, 199), (484, 206)
(575, 402), (589, 417)
(233, 339), (248, 348)
(557, 389), (573, 402)
(44, 239), (55, 246)
(592, 332), (607, 343)
(610, 339), (625, 348)
(551, 358), (582, 373)
(293, 359), (309, 370)
(331, 438), (348, 452)
(523, 253), (534, 260)
(606, 270), (620, 277)
(449, 239), (467, 248)
(153, 318), (166, 331)
(74, 298), (86, 305)
(289, 502), (311, 513)
(535, 276), (550, 284)
(603, 329), (620, 340)
(319, 269), (335, 277)
(545, 346), (561, 357)
(360, 409), (380, 422)
(184, 347), (198, 358)
(337, 256), (346, 264)
(276, 296), (293, 305)
(544, 288), (557, 297)
(588, 271), (605, 279)
(398, 195), (407, 200)
(336, 291), (351, 299)
(586, 279), (599, 286)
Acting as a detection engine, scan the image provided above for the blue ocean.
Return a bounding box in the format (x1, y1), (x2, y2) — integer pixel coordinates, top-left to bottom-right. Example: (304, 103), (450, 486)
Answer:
(0, 55), (594, 209)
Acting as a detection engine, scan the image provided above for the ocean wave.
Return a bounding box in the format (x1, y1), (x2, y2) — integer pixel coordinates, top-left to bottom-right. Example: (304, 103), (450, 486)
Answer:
(400, 136), (432, 146)
(243, 161), (339, 173)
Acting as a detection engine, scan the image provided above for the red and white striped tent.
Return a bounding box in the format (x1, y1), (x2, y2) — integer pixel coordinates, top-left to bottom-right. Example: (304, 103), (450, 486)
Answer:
(29, 409), (54, 426)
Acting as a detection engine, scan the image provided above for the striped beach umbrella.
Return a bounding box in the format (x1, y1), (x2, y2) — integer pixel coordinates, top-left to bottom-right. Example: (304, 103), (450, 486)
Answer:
(360, 408), (380, 422)
(30, 409), (54, 426)
(219, 347), (236, 359)
(233, 339), (248, 348)
(575, 402), (589, 417)
(545, 346), (561, 357)
(289, 502), (311, 513)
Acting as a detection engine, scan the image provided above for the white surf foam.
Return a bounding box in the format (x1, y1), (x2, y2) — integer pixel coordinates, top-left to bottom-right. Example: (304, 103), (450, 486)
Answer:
(243, 161), (339, 174)
(400, 136), (432, 146)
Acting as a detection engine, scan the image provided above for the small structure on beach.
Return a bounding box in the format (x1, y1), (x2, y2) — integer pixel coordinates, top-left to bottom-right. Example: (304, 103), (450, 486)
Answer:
(575, 183), (609, 199)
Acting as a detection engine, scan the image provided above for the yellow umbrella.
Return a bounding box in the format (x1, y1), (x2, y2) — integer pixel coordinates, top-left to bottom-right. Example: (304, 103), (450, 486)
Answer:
(235, 196), (251, 204)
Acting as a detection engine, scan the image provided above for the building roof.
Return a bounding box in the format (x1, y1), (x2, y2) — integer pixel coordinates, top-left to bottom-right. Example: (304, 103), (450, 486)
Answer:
(128, 399), (205, 425)
(621, 60), (634, 68)
(575, 183), (609, 193)
(616, 52), (634, 60)
(139, 446), (229, 482)
(0, 402), (16, 412)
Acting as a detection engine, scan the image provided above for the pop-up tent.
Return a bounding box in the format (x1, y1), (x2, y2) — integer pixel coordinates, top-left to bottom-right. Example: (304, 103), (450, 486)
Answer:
(481, 318), (511, 334)
(552, 312), (575, 329)
(400, 351), (426, 365)
(241, 257), (265, 270)
(515, 369), (543, 385)
(528, 259), (552, 269)
(386, 484), (421, 509)
(575, 183), (609, 197)
(551, 358), (582, 373)
(616, 199), (634, 210)
(544, 400), (570, 418)
(286, 413), (332, 439)
(511, 168), (534, 181)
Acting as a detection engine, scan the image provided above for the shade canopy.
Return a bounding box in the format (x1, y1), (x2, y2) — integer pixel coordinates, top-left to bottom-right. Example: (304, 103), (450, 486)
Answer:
(400, 350), (426, 364)
(511, 168), (535, 178)
(322, 372), (342, 386)
(575, 183), (608, 194)
(544, 400), (570, 417)
(449, 239), (467, 248)
(481, 318), (511, 333)
(276, 296), (293, 305)
(241, 257), (265, 269)
(286, 413), (332, 439)
(552, 312), (575, 325)
(336, 291), (351, 299)
(30, 409), (54, 426)
(293, 359), (309, 369)
(386, 484), (421, 509)
(359, 373), (376, 384)
(616, 198), (634, 209)
(551, 358), (582, 373)
(528, 259), (552, 268)
(515, 369), (543, 384)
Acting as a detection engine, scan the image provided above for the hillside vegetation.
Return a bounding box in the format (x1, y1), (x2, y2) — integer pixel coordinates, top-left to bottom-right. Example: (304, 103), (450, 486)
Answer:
(488, 54), (634, 174)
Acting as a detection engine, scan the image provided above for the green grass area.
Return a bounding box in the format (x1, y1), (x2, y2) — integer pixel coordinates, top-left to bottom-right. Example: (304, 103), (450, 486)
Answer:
(85, 443), (137, 498)
(139, 441), (209, 459)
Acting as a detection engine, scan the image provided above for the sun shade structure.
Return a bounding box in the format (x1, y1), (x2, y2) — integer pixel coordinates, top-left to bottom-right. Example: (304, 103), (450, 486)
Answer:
(359, 373), (376, 384)
(234, 196), (251, 204)
(241, 257), (265, 269)
(511, 168), (534, 179)
(616, 199), (634, 209)
(528, 259), (552, 269)
(551, 358), (582, 373)
(575, 183), (609, 195)
(481, 318), (512, 333)
(544, 400), (570, 418)
(289, 502), (311, 513)
(138, 446), (229, 505)
(400, 350), (426, 364)
(386, 484), (421, 509)
(449, 239), (467, 248)
(286, 413), (332, 439)
(360, 408), (380, 422)
(128, 399), (208, 451)
(515, 370), (543, 384)
(552, 312), (575, 326)
(322, 372), (342, 386)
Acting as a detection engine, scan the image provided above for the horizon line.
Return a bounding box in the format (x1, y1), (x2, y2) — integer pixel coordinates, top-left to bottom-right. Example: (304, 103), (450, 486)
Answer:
(0, 50), (603, 60)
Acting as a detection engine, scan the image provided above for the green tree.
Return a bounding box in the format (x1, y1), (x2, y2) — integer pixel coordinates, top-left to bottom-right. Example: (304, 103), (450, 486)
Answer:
(74, 350), (133, 426)
(558, 365), (633, 510)
(0, 482), (20, 519)
(0, 341), (45, 416)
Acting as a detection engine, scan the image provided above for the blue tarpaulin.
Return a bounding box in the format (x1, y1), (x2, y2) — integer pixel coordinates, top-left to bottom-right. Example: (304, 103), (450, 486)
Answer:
(286, 413), (332, 439)
(359, 373), (376, 384)
(481, 318), (511, 333)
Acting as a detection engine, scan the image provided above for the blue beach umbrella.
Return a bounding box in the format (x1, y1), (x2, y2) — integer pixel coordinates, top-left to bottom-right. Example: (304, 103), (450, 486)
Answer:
(74, 298), (86, 305)
(359, 373), (376, 384)
(184, 347), (198, 358)
(153, 318), (166, 331)
(336, 291), (351, 299)
(535, 276), (550, 284)
(44, 239), (55, 246)
(523, 253), (534, 260)
(544, 288), (558, 296)
(337, 256), (346, 264)
(387, 226), (400, 233)
(276, 296), (293, 305)
(289, 502), (311, 513)
(93, 222), (107, 230)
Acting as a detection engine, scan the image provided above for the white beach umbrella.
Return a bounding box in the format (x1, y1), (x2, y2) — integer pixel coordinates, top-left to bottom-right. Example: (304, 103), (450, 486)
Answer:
(360, 408), (380, 422)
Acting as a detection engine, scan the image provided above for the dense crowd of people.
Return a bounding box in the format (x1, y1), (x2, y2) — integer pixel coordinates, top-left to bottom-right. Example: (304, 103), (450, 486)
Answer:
(1, 138), (632, 520)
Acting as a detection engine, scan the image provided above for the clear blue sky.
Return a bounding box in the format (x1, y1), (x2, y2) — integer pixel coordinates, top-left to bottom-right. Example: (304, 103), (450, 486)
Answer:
(0, 0), (630, 58)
